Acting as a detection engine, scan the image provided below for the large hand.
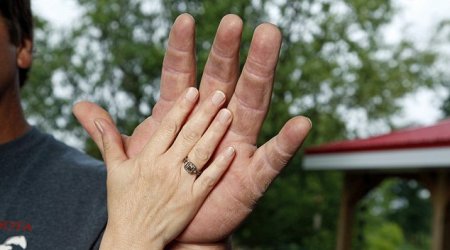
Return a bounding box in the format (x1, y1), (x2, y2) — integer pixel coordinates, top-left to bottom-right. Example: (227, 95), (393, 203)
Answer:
(74, 14), (311, 244)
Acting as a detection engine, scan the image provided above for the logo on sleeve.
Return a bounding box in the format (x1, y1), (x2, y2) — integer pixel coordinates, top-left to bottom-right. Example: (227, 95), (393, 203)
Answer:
(0, 236), (27, 250)
(0, 221), (31, 250)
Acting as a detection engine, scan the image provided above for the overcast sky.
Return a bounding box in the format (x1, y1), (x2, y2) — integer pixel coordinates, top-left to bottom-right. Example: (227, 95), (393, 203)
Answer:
(31, 0), (450, 131)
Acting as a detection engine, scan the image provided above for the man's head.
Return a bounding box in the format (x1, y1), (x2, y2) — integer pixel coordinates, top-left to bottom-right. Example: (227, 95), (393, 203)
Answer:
(0, 0), (33, 88)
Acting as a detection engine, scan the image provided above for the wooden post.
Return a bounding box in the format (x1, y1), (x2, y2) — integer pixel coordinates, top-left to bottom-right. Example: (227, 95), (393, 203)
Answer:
(443, 200), (450, 250)
(431, 172), (448, 250)
(336, 173), (384, 250)
(336, 179), (356, 250)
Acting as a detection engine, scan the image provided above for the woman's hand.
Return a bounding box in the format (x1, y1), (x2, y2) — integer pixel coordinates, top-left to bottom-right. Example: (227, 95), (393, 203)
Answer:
(92, 88), (235, 250)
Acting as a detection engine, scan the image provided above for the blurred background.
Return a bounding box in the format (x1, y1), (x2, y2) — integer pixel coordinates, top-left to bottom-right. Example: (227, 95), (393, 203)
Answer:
(27, 0), (450, 249)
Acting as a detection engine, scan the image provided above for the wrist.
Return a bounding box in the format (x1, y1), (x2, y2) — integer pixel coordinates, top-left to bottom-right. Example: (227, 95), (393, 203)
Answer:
(165, 238), (231, 250)
(100, 224), (164, 250)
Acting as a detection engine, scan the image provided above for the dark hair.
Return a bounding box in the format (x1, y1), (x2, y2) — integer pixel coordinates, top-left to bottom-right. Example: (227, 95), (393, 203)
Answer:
(0, 0), (33, 87)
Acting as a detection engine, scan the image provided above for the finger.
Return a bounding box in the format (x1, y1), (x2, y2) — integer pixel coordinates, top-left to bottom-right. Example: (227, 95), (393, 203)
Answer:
(227, 23), (282, 144)
(154, 13), (197, 123)
(141, 87), (199, 156)
(198, 14), (243, 104)
(93, 118), (128, 167)
(250, 116), (311, 193)
(73, 101), (117, 154)
(167, 90), (226, 158)
(185, 109), (232, 172)
(123, 14), (197, 158)
(193, 147), (235, 198)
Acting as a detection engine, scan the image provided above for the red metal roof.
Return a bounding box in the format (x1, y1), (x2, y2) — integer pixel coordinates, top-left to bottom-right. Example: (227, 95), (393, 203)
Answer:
(306, 119), (450, 154)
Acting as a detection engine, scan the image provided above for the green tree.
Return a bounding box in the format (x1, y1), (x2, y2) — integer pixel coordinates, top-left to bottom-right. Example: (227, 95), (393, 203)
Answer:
(25, 0), (444, 248)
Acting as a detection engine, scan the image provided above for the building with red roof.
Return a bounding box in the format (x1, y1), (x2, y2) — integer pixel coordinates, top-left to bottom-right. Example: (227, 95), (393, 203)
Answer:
(303, 119), (450, 250)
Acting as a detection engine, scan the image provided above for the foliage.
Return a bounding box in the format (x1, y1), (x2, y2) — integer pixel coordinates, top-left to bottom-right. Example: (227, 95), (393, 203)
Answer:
(25, 0), (444, 248)
(359, 179), (431, 250)
(22, 18), (77, 133)
(365, 222), (405, 250)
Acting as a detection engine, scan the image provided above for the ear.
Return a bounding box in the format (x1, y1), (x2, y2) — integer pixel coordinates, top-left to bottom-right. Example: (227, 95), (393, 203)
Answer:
(16, 38), (33, 69)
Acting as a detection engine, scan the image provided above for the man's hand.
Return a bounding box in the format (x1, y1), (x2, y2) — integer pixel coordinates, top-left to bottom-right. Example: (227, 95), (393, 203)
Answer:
(74, 13), (311, 246)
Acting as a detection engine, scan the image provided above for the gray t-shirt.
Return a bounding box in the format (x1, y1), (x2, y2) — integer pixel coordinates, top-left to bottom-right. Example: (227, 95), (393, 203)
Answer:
(0, 128), (107, 249)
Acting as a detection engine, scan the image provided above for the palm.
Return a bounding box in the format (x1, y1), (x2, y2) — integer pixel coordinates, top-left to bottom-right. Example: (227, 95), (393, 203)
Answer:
(74, 14), (311, 244)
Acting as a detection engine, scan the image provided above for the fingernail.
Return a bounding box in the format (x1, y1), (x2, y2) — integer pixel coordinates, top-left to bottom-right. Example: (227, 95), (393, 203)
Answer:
(306, 117), (313, 128)
(218, 109), (231, 124)
(94, 119), (104, 134)
(212, 91), (225, 105)
(186, 87), (198, 102)
(224, 147), (235, 158)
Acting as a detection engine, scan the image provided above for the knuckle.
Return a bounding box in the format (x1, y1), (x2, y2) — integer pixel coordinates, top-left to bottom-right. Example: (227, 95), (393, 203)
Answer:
(102, 140), (110, 151)
(272, 142), (291, 167)
(271, 151), (289, 169)
(181, 127), (200, 143)
(102, 139), (112, 153)
(200, 106), (216, 118)
(136, 155), (151, 169)
(162, 119), (179, 136)
(263, 141), (290, 171)
(193, 146), (210, 163)
(199, 175), (216, 190)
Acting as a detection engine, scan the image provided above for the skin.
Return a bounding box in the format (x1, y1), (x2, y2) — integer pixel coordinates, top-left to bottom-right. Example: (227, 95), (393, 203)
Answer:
(98, 88), (236, 250)
(74, 14), (312, 249)
(0, 17), (32, 144)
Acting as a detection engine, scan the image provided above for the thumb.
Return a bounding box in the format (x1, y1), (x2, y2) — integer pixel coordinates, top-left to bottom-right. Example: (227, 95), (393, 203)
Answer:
(93, 118), (128, 167)
(251, 116), (311, 193)
(73, 101), (117, 154)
